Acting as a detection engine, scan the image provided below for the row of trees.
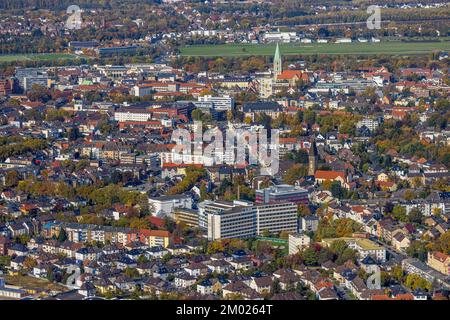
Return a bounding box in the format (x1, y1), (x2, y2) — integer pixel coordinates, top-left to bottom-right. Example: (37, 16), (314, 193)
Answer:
(0, 136), (47, 162)
(166, 167), (207, 195)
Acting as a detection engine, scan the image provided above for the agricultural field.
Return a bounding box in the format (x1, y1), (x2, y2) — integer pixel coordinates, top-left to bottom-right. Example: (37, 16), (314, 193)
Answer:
(180, 41), (450, 57)
(0, 53), (83, 62)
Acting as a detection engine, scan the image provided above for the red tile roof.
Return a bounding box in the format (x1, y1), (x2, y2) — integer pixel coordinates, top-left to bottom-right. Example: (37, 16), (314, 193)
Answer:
(139, 229), (170, 238)
(315, 170), (345, 181)
(149, 216), (165, 228)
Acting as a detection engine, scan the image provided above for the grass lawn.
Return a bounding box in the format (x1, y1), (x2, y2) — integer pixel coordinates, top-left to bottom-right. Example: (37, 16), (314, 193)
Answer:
(180, 41), (450, 57)
(5, 274), (67, 292)
(0, 53), (83, 62)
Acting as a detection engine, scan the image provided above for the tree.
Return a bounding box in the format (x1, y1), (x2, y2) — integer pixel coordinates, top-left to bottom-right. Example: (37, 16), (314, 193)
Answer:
(408, 208), (423, 224)
(434, 231), (450, 254)
(283, 164), (307, 185)
(336, 248), (357, 265)
(23, 257), (37, 270)
(191, 109), (204, 121)
(279, 231), (289, 239)
(0, 255), (11, 268)
(207, 241), (225, 254)
(330, 181), (345, 199)
(406, 241), (429, 262)
(297, 204), (311, 217)
(403, 190), (416, 201)
(334, 218), (361, 237)
(27, 84), (50, 102)
(5, 170), (19, 187)
(124, 267), (139, 279)
(287, 149), (308, 164)
(137, 255), (149, 264)
(329, 239), (347, 256)
(272, 278), (281, 294)
(391, 205), (408, 222)
(58, 228), (68, 243)
(391, 265), (405, 283)
(405, 274), (432, 292)
(302, 247), (319, 266)
(226, 110), (234, 122)
(167, 167), (207, 195)
(68, 127), (81, 141)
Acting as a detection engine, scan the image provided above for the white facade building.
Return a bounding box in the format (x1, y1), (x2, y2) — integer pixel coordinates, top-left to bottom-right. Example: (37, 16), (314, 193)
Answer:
(114, 110), (152, 122)
(288, 233), (311, 255)
(197, 95), (235, 111)
(201, 200), (298, 240)
(149, 195), (193, 217)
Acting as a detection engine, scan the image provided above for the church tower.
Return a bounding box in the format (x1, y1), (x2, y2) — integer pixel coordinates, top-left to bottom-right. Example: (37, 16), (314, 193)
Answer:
(308, 140), (318, 176)
(273, 43), (282, 79)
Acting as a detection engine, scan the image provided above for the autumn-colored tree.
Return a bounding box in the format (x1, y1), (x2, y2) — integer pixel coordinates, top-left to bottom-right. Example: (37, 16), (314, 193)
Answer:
(405, 274), (432, 292)
(297, 204), (311, 217)
(283, 164), (307, 185)
(23, 257), (37, 270)
(434, 231), (450, 254)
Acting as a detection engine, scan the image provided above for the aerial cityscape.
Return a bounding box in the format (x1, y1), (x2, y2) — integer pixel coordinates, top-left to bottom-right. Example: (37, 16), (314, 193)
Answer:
(0, 0), (448, 303)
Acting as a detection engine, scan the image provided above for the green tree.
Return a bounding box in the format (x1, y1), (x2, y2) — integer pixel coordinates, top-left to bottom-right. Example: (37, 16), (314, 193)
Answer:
(408, 208), (423, 224)
(5, 170), (19, 187)
(391, 205), (408, 222)
(58, 228), (68, 243)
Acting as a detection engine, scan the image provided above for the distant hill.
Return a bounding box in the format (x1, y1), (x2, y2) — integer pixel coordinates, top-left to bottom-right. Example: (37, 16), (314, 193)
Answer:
(0, 0), (161, 10)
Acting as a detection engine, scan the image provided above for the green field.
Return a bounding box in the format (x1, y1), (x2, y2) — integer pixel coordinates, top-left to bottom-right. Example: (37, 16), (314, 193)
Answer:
(0, 53), (83, 62)
(180, 41), (450, 57)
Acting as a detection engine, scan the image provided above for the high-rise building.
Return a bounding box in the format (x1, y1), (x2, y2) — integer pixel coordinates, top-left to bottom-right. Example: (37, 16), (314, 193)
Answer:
(256, 202), (298, 235)
(200, 200), (298, 240)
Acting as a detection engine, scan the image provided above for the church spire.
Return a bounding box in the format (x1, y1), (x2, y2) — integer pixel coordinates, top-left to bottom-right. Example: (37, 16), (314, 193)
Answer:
(273, 43), (282, 78)
(308, 140), (318, 176)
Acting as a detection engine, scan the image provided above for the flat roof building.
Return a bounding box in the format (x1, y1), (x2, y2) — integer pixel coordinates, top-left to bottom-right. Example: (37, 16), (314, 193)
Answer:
(255, 185), (309, 205)
(200, 200), (298, 240)
(288, 232), (311, 255)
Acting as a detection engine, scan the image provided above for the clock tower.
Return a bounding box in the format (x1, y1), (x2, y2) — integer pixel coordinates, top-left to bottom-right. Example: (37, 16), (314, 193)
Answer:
(308, 141), (318, 176)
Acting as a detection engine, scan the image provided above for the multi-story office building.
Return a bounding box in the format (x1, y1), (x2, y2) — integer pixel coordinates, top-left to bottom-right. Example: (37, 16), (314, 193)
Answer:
(114, 108), (153, 122)
(198, 200), (252, 231)
(197, 95), (235, 111)
(174, 208), (200, 228)
(207, 202), (256, 241)
(149, 194), (193, 217)
(256, 202), (297, 235)
(15, 68), (49, 90)
(200, 200), (298, 240)
(23, 77), (49, 91)
(255, 185), (309, 205)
